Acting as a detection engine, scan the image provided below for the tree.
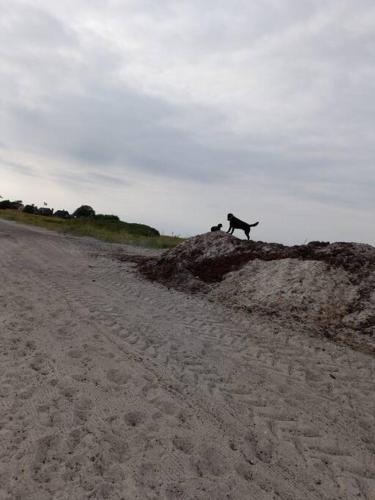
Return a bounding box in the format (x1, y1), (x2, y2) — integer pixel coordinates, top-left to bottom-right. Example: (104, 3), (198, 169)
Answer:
(54, 210), (70, 219)
(73, 205), (96, 218)
(0, 199), (23, 210)
(23, 204), (38, 214)
(38, 207), (54, 216)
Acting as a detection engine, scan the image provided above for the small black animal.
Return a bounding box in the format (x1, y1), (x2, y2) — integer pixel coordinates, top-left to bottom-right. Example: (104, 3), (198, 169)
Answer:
(227, 213), (259, 240)
(211, 223), (223, 232)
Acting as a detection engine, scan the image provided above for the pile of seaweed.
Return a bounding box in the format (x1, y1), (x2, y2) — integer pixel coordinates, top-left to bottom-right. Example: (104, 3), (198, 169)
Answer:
(138, 232), (375, 354)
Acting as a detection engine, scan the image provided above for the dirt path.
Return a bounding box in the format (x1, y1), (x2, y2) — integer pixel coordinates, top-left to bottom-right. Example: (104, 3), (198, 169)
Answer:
(0, 220), (374, 500)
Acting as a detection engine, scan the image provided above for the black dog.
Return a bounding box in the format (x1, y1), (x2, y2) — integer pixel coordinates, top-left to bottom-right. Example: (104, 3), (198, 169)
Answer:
(227, 213), (259, 240)
(211, 223), (223, 232)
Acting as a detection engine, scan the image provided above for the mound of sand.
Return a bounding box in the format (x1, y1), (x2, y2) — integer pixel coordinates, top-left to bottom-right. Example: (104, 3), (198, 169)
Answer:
(139, 232), (375, 353)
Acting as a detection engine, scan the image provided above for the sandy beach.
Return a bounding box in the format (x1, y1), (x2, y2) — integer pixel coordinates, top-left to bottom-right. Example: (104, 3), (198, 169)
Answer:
(0, 219), (374, 499)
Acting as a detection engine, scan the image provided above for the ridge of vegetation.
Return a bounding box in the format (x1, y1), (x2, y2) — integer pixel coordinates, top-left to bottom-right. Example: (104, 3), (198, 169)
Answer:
(0, 209), (182, 249)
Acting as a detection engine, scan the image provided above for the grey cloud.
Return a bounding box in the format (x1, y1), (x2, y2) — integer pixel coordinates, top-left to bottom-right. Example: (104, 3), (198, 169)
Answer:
(0, 158), (37, 177)
(2, 86), (247, 181)
(49, 169), (131, 189)
(0, 3), (77, 49)
(2, 78), (374, 213)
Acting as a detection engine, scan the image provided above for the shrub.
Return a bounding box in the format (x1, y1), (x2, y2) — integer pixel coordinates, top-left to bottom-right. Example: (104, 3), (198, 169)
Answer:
(73, 205), (96, 218)
(0, 200), (23, 210)
(23, 204), (38, 214)
(0, 200), (13, 209)
(38, 207), (54, 216)
(54, 210), (71, 219)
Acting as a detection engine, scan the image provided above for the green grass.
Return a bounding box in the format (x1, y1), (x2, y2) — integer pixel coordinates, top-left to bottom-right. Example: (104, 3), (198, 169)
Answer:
(0, 210), (183, 249)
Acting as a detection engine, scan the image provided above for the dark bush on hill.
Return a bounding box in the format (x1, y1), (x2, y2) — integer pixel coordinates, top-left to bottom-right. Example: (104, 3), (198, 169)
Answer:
(0, 200), (23, 210)
(23, 204), (38, 214)
(38, 207), (54, 216)
(73, 205), (96, 218)
(54, 210), (71, 219)
(0, 200), (13, 209)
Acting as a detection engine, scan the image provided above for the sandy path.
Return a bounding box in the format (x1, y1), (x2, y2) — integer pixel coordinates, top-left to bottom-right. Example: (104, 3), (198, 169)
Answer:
(0, 220), (374, 500)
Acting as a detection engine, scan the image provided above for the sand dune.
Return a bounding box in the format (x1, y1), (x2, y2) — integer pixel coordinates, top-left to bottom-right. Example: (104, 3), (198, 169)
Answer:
(0, 220), (374, 499)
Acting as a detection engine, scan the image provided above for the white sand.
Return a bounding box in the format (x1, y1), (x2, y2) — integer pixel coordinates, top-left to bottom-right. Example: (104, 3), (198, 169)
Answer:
(209, 257), (375, 352)
(0, 220), (374, 499)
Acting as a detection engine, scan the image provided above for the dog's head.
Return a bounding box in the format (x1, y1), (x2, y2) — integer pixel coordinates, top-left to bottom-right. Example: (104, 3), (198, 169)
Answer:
(218, 223), (223, 229)
(227, 213), (233, 221)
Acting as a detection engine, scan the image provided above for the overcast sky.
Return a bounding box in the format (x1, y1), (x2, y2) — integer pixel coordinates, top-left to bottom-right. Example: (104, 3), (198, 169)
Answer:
(1, 0), (374, 243)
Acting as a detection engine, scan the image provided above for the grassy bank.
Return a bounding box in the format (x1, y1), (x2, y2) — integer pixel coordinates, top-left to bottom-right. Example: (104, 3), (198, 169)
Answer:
(0, 210), (183, 249)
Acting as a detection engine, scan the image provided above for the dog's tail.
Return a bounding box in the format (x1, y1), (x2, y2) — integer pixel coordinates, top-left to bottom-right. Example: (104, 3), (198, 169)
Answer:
(250, 221), (259, 227)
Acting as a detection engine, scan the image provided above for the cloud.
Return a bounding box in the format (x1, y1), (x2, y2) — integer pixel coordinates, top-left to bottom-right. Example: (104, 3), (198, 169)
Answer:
(0, 1), (374, 243)
(0, 157), (37, 177)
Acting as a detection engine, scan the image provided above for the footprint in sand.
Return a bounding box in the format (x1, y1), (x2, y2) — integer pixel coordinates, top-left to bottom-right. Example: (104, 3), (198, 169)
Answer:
(136, 462), (160, 491)
(67, 349), (82, 359)
(235, 461), (254, 482)
(172, 435), (194, 454)
(124, 410), (145, 427)
(25, 340), (36, 351)
(30, 353), (47, 373)
(74, 396), (94, 423)
(153, 399), (178, 416)
(103, 430), (129, 462)
(191, 446), (228, 477)
(106, 368), (130, 385)
(32, 434), (61, 481)
(165, 483), (185, 499)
